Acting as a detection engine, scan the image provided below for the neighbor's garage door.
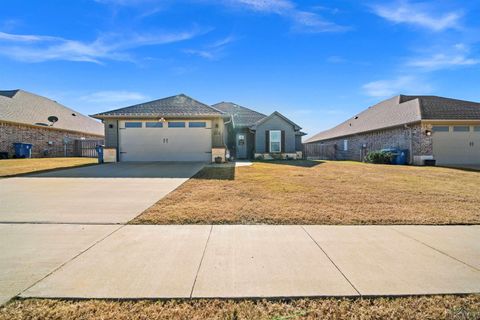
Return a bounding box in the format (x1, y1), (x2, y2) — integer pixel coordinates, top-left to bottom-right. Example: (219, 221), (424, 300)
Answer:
(432, 125), (480, 165)
(119, 120), (212, 162)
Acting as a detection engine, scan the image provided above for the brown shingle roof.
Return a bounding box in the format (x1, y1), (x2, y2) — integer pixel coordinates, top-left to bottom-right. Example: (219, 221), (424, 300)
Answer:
(213, 102), (267, 127)
(0, 89), (104, 136)
(401, 95), (480, 120)
(93, 94), (224, 119)
(306, 95), (480, 143)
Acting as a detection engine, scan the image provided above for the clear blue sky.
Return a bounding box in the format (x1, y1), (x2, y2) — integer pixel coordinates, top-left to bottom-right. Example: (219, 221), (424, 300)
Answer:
(1, 0), (479, 137)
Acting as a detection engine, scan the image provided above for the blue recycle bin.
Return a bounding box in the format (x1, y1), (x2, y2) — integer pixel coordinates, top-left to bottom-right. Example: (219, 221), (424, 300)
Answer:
(95, 145), (104, 163)
(13, 143), (32, 158)
(380, 148), (409, 165)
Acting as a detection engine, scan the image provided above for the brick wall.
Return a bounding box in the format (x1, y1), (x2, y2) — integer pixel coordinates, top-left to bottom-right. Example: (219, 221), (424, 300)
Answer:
(304, 122), (433, 164)
(0, 121), (104, 158)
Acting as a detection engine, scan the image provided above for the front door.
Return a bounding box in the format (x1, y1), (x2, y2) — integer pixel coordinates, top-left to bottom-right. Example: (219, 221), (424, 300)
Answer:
(236, 133), (247, 159)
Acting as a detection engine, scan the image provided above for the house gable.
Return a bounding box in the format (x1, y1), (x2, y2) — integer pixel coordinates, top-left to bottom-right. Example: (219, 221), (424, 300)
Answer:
(253, 113), (298, 154)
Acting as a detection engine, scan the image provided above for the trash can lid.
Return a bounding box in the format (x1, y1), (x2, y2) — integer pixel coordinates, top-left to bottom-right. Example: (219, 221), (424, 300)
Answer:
(380, 148), (399, 152)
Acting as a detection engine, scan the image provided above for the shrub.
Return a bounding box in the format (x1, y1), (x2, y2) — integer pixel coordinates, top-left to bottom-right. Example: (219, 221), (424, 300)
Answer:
(271, 153), (283, 160)
(365, 150), (393, 164)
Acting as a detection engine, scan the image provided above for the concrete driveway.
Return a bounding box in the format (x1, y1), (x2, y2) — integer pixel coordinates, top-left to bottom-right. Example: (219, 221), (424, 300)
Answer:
(0, 162), (204, 224)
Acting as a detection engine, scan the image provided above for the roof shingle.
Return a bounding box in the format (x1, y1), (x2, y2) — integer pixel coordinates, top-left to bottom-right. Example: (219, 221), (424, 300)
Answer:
(0, 89), (104, 136)
(306, 95), (480, 143)
(212, 102), (267, 127)
(93, 94), (224, 118)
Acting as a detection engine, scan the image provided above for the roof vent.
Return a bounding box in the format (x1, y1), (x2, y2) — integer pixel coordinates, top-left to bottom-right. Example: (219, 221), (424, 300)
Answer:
(354, 116), (359, 119)
(72, 113), (77, 116)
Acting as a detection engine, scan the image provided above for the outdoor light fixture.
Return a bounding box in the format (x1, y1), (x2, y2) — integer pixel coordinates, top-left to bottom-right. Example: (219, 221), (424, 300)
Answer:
(158, 117), (166, 122)
(425, 130), (432, 136)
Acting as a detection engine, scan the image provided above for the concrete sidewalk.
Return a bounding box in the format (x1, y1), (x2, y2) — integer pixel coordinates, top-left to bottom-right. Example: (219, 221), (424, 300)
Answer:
(0, 224), (119, 305)
(15, 225), (480, 300)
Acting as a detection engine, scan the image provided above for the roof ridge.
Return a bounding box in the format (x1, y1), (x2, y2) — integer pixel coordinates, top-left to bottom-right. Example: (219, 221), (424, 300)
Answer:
(92, 94), (224, 118)
(214, 101), (267, 117)
(181, 94), (226, 114)
(251, 110), (302, 130)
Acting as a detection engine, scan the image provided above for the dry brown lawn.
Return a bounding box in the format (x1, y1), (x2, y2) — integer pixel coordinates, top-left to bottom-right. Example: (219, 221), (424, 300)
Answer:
(132, 161), (480, 225)
(1, 296), (479, 320)
(0, 158), (97, 177)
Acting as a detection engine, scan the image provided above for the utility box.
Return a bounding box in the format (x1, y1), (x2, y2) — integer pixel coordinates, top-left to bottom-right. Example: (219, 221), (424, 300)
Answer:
(103, 148), (117, 163)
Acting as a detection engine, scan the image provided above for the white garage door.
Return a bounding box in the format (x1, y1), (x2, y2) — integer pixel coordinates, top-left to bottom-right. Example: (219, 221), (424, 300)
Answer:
(432, 125), (480, 165)
(119, 120), (212, 162)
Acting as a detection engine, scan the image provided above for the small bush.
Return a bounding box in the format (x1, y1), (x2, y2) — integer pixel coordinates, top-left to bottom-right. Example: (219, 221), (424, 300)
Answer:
(365, 150), (393, 164)
(271, 153), (283, 160)
(255, 154), (264, 160)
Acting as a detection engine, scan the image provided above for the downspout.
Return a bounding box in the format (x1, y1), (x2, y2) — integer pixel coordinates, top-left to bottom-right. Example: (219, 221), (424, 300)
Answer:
(404, 124), (413, 164)
(116, 119), (120, 162)
(223, 115), (232, 148)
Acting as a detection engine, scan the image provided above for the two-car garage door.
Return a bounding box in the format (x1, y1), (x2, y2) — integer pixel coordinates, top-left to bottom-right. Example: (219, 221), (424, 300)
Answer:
(432, 125), (480, 165)
(119, 120), (212, 162)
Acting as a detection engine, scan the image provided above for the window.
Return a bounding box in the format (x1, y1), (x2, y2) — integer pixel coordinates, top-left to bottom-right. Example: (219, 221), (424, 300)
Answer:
(343, 139), (348, 151)
(238, 134), (245, 146)
(168, 122), (185, 128)
(453, 125), (470, 132)
(269, 130), (281, 153)
(189, 121), (206, 128)
(432, 126), (449, 132)
(125, 122), (142, 128)
(146, 122), (163, 128)
(474, 126), (480, 132)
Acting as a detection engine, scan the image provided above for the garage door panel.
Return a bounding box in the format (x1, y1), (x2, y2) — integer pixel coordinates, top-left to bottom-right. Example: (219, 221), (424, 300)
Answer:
(433, 131), (480, 165)
(119, 122), (212, 162)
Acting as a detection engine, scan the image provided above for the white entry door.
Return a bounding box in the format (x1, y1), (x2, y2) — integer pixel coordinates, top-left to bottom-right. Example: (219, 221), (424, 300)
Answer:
(119, 121), (212, 162)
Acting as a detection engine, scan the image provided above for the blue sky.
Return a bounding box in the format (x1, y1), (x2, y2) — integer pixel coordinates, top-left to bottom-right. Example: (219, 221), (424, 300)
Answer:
(0, 0), (479, 137)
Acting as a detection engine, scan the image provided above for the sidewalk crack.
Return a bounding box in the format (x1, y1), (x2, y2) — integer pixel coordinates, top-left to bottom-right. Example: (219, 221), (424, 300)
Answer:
(390, 226), (480, 273)
(190, 224), (213, 298)
(301, 226), (361, 296)
(18, 224), (125, 297)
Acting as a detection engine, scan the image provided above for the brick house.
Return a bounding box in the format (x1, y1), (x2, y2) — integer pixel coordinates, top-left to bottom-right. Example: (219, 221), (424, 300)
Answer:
(304, 95), (480, 166)
(92, 95), (305, 162)
(0, 89), (104, 158)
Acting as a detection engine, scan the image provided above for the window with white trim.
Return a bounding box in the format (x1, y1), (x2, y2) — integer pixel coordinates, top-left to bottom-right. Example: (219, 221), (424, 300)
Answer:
(189, 121), (206, 128)
(145, 122), (163, 128)
(125, 122), (142, 128)
(269, 130), (281, 153)
(432, 126), (449, 132)
(453, 125), (470, 132)
(168, 122), (185, 128)
(343, 139), (348, 151)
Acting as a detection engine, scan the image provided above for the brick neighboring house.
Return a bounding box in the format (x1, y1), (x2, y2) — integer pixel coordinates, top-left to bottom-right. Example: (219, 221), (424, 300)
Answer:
(0, 89), (104, 158)
(304, 95), (480, 166)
